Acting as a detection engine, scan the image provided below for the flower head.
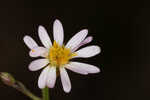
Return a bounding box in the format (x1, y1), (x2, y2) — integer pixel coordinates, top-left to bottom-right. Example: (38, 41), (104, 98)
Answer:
(23, 19), (101, 93)
(0, 72), (16, 86)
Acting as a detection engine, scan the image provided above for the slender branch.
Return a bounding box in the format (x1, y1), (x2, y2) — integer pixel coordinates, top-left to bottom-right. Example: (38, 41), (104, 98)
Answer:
(0, 72), (41, 100)
(14, 81), (41, 100)
(42, 87), (49, 100)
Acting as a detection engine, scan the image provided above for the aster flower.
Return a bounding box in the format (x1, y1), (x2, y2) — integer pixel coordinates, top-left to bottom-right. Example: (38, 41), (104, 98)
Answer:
(23, 19), (101, 93)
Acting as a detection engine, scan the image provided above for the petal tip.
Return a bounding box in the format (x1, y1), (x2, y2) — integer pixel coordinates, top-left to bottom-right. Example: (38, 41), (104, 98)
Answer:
(38, 83), (45, 89)
(83, 36), (93, 44)
(91, 67), (101, 73)
(47, 84), (55, 88)
(28, 64), (35, 71)
(88, 36), (93, 41)
(96, 68), (101, 73)
(82, 29), (88, 34)
(64, 87), (71, 93)
(23, 35), (30, 42)
(38, 25), (44, 31)
(93, 46), (101, 55)
(38, 78), (46, 89)
(38, 25), (43, 28)
(97, 46), (101, 54)
(47, 85), (54, 88)
(29, 50), (35, 57)
(23, 35), (29, 39)
(54, 19), (61, 23)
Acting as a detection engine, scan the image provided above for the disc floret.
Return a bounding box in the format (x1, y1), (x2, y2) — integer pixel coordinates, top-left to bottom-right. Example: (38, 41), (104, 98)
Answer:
(48, 41), (76, 67)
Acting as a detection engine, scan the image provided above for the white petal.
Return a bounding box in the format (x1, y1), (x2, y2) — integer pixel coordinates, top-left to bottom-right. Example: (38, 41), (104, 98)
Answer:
(71, 36), (93, 52)
(53, 19), (64, 46)
(70, 62), (100, 73)
(74, 45), (101, 58)
(29, 59), (49, 71)
(23, 35), (38, 49)
(66, 29), (88, 50)
(38, 25), (52, 48)
(38, 67), (50, 89)
(29, 47), (49, 57)
(46, 66), (56, 88)
(65, 64), (88, 75)
(60, 67), (71, 93)
(82, 36), (93, 44)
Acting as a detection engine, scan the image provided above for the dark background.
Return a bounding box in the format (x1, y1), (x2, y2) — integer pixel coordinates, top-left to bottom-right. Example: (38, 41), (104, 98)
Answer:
(0, 0), (104, 100)
(1, 0), (150, 100)
(105, 1), (150, 100)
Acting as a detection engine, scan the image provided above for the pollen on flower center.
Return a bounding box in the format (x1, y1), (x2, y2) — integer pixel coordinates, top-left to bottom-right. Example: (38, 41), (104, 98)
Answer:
(48, 41), (77, 67)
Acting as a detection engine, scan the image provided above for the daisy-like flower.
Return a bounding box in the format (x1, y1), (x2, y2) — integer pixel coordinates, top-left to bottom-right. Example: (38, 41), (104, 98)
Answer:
(23, 19), (101, 93)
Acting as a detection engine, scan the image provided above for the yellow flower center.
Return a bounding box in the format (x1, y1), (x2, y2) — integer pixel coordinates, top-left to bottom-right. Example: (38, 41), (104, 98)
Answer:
(48, 41), (77, 67)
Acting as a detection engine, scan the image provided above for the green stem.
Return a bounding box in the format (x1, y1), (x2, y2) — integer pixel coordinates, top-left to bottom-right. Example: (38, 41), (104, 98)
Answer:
(14, 81), (41, 100)
(23, 89), (41, 100)
(42, 87), (49, 100)
(0, 72), (41, 100)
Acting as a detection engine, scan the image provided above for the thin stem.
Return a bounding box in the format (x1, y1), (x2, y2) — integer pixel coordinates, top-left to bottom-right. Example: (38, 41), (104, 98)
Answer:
(13, 81), (41, 100)
(42, 87), (49, 100)
(23, 89), (41, 100)
(0, 72), (41, 100)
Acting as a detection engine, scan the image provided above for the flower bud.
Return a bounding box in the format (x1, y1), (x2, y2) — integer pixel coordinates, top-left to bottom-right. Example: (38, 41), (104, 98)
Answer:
(0, 72), (16, 86)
